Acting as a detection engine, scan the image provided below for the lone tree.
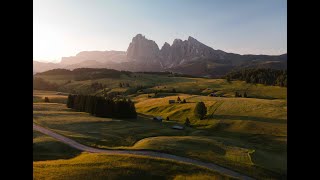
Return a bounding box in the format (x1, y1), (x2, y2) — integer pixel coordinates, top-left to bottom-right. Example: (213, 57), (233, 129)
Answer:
(166, 116), (170, 121)
(182, 99), (186, 103)
(194, 102), (207, 120)
(44, 97), (49, 102)
(185, 117), (191, 126)
(177, 96), (181, 102)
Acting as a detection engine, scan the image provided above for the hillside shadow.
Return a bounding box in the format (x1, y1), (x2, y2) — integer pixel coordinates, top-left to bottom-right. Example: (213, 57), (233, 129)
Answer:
(207, 114), (286, 124)
(33, 141), (82, 161)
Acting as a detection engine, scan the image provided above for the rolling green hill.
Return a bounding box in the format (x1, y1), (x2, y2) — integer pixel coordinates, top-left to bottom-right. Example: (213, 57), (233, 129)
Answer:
(33, 92), (286, 179)
(34, 69), (286, 99)
(33, 69), (287, 179)
(33, 153), (235, 180)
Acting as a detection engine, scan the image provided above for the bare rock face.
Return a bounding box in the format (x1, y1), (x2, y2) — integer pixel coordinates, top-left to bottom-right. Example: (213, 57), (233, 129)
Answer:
(126, 34), (160, 63)
(126, 34), (230, 68)
(160, 36), (227, 68)
(159, 42), (172, 67)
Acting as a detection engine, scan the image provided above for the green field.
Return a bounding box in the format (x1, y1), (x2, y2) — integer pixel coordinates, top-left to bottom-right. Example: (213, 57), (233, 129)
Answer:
(33, 131), (233, 179)
(33, 130), (81, 161)
(33, 96), (286, 179)
(33, 72), (287, 179)
(33, 90), (68, 103)
(33, 153), (235, 180)
(135, 94), (287, 136)
(35, 73), (287, 99)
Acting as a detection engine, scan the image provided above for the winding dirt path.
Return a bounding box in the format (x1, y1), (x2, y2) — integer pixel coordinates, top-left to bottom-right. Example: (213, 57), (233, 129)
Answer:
(33, 123), (255, 180)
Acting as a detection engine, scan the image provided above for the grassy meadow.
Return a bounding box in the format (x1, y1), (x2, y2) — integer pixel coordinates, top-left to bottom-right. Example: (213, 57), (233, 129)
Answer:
(35, 73), (287, 99)
(33, 72), (287, 180)
(33, 130), (81, 161)
(33, 131), (233, 179)
(33, 153), (235, 180)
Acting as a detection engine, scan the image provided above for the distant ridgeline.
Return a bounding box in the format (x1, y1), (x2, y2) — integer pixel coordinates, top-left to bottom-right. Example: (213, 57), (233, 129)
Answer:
(225, 68), (287, 87)
(37, 68), (198, 79)
(67, 94), (137, 118)
(36, 68), (132, 80)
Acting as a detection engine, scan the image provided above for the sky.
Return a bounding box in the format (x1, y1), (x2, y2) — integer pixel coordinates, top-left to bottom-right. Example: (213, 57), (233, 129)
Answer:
(33, 0), (287, 63)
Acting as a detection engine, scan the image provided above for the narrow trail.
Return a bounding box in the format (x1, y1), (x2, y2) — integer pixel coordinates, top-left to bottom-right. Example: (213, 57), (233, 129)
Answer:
(33, 123), (255, 180)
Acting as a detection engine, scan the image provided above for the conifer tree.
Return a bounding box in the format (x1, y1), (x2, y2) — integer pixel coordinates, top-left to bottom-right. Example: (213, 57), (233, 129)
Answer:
(194, 102), (207, 120)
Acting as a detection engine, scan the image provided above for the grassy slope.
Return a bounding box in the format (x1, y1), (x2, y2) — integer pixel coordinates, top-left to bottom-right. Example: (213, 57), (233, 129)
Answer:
(135, 94), (287, 174)
(33, 101), (286, 179)
(33, 103), (200, 148)
(33, 129), (233, 179)
(33, 130), (81, 161)
(34, 153), (235, 180)
(33, 90), (68, 103)
(135, 95), (287, 136)
(33, 74), (287, 179)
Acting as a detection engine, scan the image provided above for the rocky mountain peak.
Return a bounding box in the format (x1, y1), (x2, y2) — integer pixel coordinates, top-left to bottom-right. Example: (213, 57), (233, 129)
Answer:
(187, 36), (201, 45)
(126, 34), (160, 62)
(161, 42), (171, 51)
(172, 39), (183, 46)
(187, 36), (197, 41)
(132, 34), (145, 41)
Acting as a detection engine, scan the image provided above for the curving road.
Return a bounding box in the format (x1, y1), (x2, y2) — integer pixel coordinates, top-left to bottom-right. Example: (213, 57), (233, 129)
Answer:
(33, 123), (255, 180)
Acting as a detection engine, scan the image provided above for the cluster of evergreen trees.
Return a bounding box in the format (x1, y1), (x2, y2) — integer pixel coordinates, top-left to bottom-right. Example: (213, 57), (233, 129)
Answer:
(225, 68), (287, 87)
(67, 94), (137, 118)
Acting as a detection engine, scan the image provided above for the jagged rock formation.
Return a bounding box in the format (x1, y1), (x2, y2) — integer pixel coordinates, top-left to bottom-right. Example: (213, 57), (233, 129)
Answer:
(159, 36), (228, 68)
(34, 34), (287, 77)
(126, 34), (160, 63)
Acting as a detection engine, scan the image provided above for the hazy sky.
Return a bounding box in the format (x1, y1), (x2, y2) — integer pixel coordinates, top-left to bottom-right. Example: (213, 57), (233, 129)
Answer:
(33, 0), (287, 62)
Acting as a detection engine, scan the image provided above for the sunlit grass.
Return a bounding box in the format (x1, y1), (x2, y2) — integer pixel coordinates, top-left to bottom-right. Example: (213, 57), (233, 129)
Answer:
(33, 88), (286, 179)
(33, 153), (236, 180)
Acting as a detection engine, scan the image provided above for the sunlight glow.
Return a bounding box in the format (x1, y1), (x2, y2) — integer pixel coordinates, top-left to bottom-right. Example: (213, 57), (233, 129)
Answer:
(33, 24), (66, 62)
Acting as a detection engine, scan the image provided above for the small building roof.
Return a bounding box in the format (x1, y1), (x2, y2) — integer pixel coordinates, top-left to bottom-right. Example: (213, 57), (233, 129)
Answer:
(153, 116), (163, 120)
(172, 125), (184, 130)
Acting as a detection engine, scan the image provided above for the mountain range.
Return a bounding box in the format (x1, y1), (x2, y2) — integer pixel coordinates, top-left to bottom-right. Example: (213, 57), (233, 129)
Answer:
(34, 34), (287, 77)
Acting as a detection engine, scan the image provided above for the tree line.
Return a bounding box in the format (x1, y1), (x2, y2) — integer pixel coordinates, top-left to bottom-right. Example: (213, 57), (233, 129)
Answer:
(67, 94), (137, 118)
(225, 68), (287, 87)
